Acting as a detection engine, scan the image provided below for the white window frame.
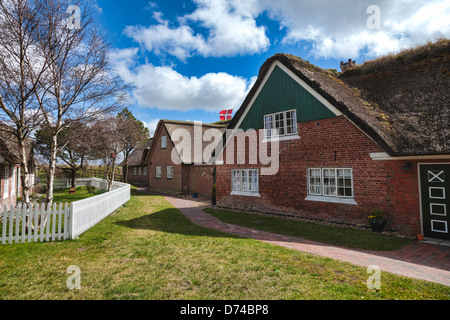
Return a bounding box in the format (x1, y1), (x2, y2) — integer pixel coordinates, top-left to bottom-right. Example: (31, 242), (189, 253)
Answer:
(3, 165), (9, 199)
(263, 109), (299, 142)
(143, 167), (147, 176)
(138, 167), (142, 176)
(306, 168), (357, 205)
(156, 166), (162, 179)
(231, 169), (260, 197)
(161, 136), (167, 149)
(167, 166), (173, 179)
(133, 167), (137, 176)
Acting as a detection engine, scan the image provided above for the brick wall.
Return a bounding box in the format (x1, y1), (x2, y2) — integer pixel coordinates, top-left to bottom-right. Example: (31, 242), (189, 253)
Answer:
(384, 159), (450, 235)
(148, 125), (184, 194)
(217, 116), (450, 236)
(127, 166), (149, 186)
(188, 165), (215, 196)
(217, 116), (401, 231)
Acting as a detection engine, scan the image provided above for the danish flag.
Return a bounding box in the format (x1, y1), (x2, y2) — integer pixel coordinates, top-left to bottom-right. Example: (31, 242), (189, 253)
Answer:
(220, 109), (233, 121)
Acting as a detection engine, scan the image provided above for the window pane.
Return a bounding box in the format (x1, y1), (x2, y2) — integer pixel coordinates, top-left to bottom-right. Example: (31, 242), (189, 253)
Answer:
(308, 168), (322, 195)
(323, 169), (337, 196)
(241, 170), (249, 191)
(264, 114), (273, 138)
(250, 170), (258, 191)
(285, 110), (297, 135)
(161, 136), (167, 148)
(275, 112), (285, 136)
(337, 169), (353, 197)
(232, 170), (241, 191)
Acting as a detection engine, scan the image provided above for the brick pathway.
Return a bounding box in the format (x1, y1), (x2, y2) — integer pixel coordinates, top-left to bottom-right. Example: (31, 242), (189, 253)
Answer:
(164, 195), (450, 287)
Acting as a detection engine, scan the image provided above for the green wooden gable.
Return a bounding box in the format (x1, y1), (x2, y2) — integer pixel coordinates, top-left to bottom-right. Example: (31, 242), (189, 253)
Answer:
(238, 65), (337, 131)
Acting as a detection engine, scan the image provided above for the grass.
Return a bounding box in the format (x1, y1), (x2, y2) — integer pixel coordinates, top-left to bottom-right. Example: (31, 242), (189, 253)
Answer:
(52, 186), (103, 204)
(0, 191), (449, 300)
(204, 208), (414, 251)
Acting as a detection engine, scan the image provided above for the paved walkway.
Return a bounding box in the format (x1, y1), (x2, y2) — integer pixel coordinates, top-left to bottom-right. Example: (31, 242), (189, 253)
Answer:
(163, 195), (450, 287)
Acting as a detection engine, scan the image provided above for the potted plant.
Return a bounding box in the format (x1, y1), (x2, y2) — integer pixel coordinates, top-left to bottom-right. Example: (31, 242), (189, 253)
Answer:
(368, 209), (387, 233)
(211, 183), (216, 205)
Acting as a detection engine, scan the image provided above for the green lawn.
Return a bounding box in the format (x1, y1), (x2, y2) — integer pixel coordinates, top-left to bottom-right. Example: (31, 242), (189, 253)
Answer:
(204, 208), (414, 251)
(0, 191), (449, 300)
(52, 186), (102, 204)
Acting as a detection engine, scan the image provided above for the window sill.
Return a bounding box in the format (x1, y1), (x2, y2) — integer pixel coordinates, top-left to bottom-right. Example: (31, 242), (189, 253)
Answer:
(231, 191), (261, 197)
(262, 135), (300, 143)
(305, 195), (357, 205)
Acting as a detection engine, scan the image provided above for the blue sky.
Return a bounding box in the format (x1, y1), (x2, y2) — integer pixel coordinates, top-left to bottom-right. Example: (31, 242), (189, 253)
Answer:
(92, 0), (450, 133)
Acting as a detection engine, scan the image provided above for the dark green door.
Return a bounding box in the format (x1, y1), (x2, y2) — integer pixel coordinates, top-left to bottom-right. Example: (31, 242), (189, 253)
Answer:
(420, 164), (450, 240)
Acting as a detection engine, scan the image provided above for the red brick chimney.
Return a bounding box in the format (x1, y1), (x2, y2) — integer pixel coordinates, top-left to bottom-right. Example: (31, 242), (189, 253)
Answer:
(340, 59), (356, 72)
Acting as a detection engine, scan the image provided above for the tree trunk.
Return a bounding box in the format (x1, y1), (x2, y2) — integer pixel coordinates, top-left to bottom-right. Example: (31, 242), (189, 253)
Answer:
(18, 139), (30, 205)
(45, 134), (58, 208)
(70, 166), (77, 188)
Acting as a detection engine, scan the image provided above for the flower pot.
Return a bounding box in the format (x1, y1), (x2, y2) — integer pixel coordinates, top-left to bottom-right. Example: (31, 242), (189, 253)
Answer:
(369, 221), (386, 233)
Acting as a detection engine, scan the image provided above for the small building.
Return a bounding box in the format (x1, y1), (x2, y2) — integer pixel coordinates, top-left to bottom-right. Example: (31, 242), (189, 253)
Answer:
(143, 120), (228, 197)
(216, 40), (450, 239)
(0, 125), (36, 206)
(122, 139), (153, 186)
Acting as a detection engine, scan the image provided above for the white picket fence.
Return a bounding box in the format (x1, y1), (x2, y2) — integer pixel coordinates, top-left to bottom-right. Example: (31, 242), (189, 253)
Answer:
(0, 178), (130, 244)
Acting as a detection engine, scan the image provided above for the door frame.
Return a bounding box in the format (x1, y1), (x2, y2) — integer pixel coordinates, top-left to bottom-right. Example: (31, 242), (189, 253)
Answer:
(418, 162), (450, 239)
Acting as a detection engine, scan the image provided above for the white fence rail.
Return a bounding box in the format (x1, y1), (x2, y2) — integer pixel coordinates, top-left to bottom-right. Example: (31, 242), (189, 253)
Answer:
(0, 178), (130, 244)
(70, 179), (130, 239)
(1, 203), (70, 244)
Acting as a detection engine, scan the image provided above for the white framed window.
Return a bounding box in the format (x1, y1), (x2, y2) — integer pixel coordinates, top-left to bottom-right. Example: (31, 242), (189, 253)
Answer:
(264, 109), (298, 139)
(231, 169), (259, 196)
(308, 168), (353, 198)
(3, 165), (9, 199)
(156, 166), (162, 179)
(133, 167), (137, 176)
(11, 166), (15, 195)
(138, 167), (142, 176)
(143, 167), (147, 176)
(306, 168), (356, 205)
(161, 136), (167, 149)
(167, 166), (173, 179)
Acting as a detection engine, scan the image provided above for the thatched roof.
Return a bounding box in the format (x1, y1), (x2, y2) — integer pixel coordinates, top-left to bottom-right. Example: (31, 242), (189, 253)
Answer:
(163, 120), (228, 164)
(228, 39), (450, 156)
(0, 123), (35, 165)
(122, 138), (153, 167)
(145, 119), (228, 165)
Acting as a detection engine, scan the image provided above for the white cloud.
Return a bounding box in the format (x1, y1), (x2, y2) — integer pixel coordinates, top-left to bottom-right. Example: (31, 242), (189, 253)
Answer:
(257, 0), (450, 59)
(143, 118), (160, 135)
(124, 0), (269, 60)
(112, 48), (253, 112)
(124, 0), (449, 61)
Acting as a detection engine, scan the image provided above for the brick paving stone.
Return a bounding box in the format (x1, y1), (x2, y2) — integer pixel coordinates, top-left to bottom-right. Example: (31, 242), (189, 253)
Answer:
(163, 195), (450, 287)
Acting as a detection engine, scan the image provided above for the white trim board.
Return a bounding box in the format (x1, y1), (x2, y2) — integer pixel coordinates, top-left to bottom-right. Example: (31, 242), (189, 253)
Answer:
(371, 152), (450, 161)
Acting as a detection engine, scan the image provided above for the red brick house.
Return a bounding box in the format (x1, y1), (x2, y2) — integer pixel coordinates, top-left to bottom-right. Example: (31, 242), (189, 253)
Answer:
(144, 120), (228, 197)
(216, 40), (450, 239)
(122, 138), (153, 186)
(0, 126), (36, 206)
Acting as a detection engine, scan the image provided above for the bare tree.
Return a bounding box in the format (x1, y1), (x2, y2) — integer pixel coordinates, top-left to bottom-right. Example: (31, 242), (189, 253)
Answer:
(32, 0), (130, 206)
(90, 117), (123, 191)
(117, 108), (150, 183)
(0, 0), (48, 204)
